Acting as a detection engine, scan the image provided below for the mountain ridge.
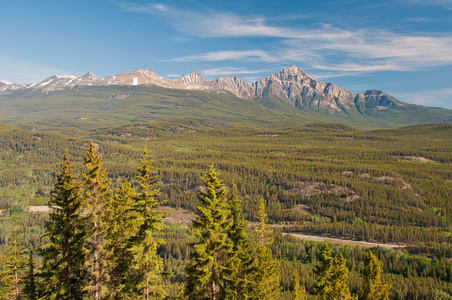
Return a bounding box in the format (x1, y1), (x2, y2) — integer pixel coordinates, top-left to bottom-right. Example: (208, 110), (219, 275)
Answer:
(0, 66), (406, 115)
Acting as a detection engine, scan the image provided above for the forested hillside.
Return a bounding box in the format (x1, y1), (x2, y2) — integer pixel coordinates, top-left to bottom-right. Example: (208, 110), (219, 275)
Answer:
(1, 85), (452, 131)
(0, 119), (451, 299)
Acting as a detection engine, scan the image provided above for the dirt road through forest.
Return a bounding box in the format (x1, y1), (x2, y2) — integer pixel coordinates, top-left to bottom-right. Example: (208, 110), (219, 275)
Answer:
(285, 233), (404, 249)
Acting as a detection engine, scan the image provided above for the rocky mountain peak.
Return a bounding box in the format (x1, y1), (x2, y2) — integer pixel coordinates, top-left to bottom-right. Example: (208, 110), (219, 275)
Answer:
(176, 71), (207, 87)
(274, 66), (311, 82)
(283, 65), (309, 76)
(211, 76), (253, 98)
(0, 66), (405, 116)
(82, 72), (98, 79)
(186, 71), (205, 79)
(355, 89), (403, 111)
(135, 69), (157, 77)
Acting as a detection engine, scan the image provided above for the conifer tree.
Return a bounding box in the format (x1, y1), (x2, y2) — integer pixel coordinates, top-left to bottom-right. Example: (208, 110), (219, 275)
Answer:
(129, 147), (167, 299)
(292, 272), (308, 300)
(357, 251), (390, 300)
(255, 196), (274, 248)
(329, 253), (352, 300)
(105, 179), (138, 299)
(225, 183), (254, 300)
(312, 242), (352, 300)
(82, 141), (112, 300)
(23, 250), (37, 300)
(0, 226), (25, 300)
(312, 241), (333, 298)
(185, 166), (232, 300)
(40, 152), (87, 300)
(251, 196), (281, 300)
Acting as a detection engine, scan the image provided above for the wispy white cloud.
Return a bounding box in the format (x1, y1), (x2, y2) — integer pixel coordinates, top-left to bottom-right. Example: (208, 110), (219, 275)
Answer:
(114, 1), (304, 38)
(307, 72), (373, 81)
(113, 1), (168, 13)
(167, 50), (277, 62)
(153, 3), (168, 12)
(282, 29), (452, 73)
(393, 88), (452, 109)
(402, 0), (452, 10)
(202, 67), (267, 77)
(437, 0), (452, 9)
(115, 1), (452, 76)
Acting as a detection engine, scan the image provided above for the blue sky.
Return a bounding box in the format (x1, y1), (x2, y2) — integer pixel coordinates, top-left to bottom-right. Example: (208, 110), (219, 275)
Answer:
(1, 0), (452, 109)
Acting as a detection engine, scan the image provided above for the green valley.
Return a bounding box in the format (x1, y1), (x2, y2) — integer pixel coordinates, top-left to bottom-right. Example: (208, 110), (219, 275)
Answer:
(0, 84), (451, 299)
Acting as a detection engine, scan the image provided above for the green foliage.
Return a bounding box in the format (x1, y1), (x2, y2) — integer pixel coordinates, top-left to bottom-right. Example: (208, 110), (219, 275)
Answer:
(128, 147), (167, 299)
(0, 116), (452, 299)
(105, 179), (137, 298)
(292, 271), (308, 300)
(185, 166), (232, 300)
(0, 226), (25, 300)
(38, 145), (168, 299)
(357, 251), (390, 300)
(82, 141), (112, 299)
(1, 85), (452, 132)
(329, 253), (352, 300)
(251, 197), (281, 300)
(23, 250), (38, 300)
(224, 183), (255, 300)
(312, 241), (334, 297)
(256, 196), (274, 247)
(312, 242), (352, 300)
(40, 151), (88, 300)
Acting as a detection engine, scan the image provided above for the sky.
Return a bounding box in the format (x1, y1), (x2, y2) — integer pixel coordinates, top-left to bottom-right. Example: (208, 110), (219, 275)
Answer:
(1, 0), (452, 109)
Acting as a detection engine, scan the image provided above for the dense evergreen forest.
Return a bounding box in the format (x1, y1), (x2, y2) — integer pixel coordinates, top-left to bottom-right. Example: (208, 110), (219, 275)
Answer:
(0, 118), (451, 299)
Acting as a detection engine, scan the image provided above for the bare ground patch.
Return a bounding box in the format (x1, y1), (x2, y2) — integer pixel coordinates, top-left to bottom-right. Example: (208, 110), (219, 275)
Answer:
(27, 205), (53, 213)
(158, 206), (197, 225)
(394, 156), (432, 163)
(288, 181), (354, 197)
(341, 171), (413, 191)
(291, 204), (312, 215)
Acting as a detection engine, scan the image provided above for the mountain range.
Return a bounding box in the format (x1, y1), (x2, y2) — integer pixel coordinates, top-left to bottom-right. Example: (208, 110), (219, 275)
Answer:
(1, 66), (451, 129)
(0, 66), (406, 115)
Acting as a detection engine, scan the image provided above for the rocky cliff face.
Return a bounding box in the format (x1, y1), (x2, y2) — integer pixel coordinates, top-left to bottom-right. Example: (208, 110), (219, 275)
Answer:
(252, 66), (356, 114)
(210, 76), (254, 98)
(0, 66), (403, 114)
(354, 89), (402, 112)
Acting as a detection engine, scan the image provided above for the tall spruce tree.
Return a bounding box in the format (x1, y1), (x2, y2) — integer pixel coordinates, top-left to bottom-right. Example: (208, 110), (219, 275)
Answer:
(185, 166), (232, 300)
(251, 196), (281, 300)
(329, 253), (352, 300)
(40, 152), (87, 300)
(23, 250), (37, 300)
(312, 241), (333, 298)
(0, 226), (25, 300)
(105, 179), (138, 299)
(292, 272), (308, 300)
(225, 183), (254, 300)
(357, 251), (390, 300)
(82, 141), (112, 300)
(129, 147), (167, 299)
(312, 242), (352, 300)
